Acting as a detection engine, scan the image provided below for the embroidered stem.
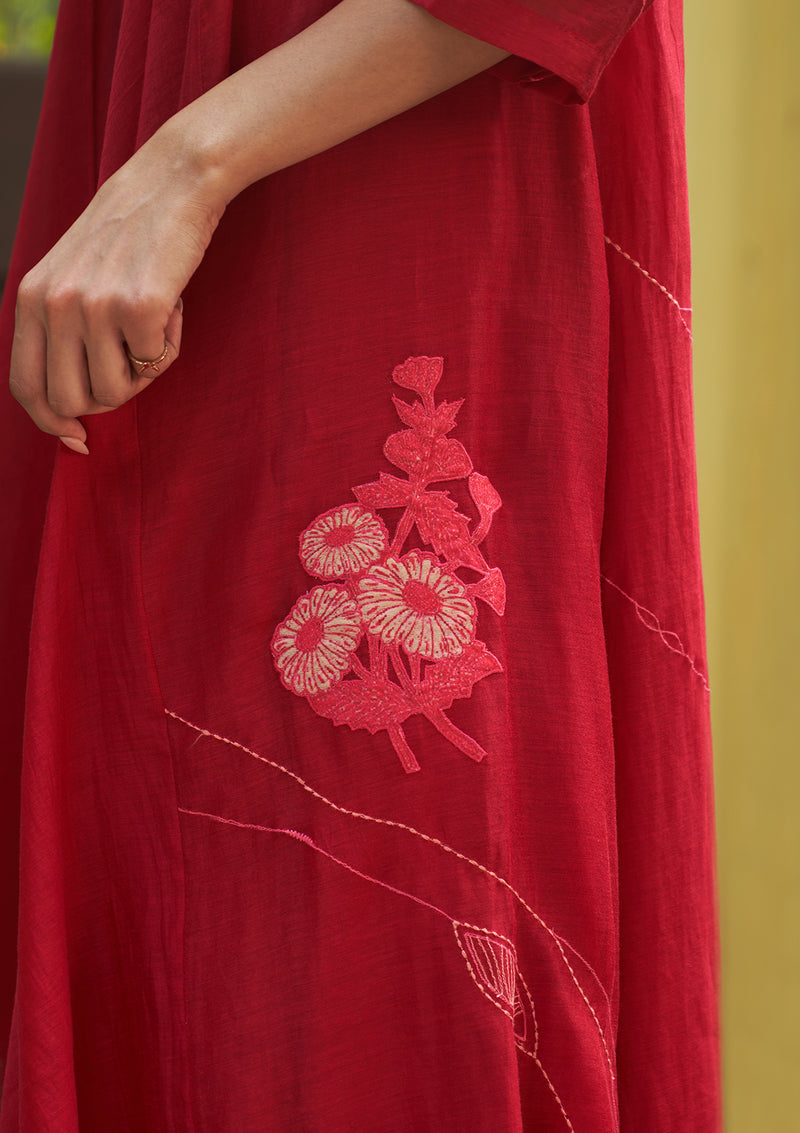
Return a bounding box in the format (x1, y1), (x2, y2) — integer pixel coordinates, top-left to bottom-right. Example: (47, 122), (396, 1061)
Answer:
(423, 707), (487, 762)
(367, 633), (379, 672)
(410, 654), (422, 687)
(387, 417), (437, 557)
(388, 506), (415, 557)
(350, 654), (372, 680)
(389, 644), (414, 692)
(387, 724), (421, 773)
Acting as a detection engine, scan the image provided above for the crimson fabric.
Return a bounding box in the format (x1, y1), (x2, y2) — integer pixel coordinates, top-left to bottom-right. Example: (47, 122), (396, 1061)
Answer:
(0, 0), (721, 1129)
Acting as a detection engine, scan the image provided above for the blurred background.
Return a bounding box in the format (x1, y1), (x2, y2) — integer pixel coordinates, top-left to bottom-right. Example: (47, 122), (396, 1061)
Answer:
(0, 0), (54, 292)
(686, 3), (800, 1128)
(1, 0), (798, 1127)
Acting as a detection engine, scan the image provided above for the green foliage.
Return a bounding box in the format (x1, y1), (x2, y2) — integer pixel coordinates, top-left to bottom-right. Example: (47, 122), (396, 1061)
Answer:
(0, 0), (58, 59)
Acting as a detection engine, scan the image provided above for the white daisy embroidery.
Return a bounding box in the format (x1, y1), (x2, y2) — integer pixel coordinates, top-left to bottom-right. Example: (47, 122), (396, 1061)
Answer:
(271, 585), (362, 696)
(299, 504), (388, 579)
(357, 551), (476, 661)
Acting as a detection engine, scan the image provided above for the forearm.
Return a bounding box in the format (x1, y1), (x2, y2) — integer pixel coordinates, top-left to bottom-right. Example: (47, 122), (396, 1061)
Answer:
(11, 0), (510, 442)
(152, 0), (510, 211)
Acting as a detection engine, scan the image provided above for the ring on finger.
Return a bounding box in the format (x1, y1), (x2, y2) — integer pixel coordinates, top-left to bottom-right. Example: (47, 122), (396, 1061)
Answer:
(125, 341), (169, 375)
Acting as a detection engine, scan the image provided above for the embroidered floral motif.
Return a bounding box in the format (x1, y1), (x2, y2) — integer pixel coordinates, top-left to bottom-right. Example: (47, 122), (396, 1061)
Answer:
(272, 585), (362, 696)
(357, 551), (476, 660)
(270, 355), (505, 773)
(300, 504), (388, 579)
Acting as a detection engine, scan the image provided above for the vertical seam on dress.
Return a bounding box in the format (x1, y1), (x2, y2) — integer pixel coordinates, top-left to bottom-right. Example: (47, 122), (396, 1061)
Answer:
(132, 400), (196, 1133)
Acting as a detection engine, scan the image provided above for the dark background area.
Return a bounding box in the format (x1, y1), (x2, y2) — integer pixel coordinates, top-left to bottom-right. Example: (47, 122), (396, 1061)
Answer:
(0, 60), (47, 297)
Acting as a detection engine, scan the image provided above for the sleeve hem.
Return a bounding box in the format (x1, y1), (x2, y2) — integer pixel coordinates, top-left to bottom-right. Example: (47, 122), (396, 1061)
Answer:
(408, 0), (628, 104)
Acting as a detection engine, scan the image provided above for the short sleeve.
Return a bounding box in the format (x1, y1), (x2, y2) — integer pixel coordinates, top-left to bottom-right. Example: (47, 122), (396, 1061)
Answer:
(408, 0), (655, 104)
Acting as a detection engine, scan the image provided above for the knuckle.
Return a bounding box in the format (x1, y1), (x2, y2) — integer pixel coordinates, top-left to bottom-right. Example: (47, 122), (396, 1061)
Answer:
(143, 291), (174, 325)
(80, 289), (114, 321)
(92, 389), (129, 409)
(136, 293), (161, 320)
(117, 288), (157, 321)
(15, 272), (41, 313)
(43, 286), (79, 320)
(48, 394), (87, 418)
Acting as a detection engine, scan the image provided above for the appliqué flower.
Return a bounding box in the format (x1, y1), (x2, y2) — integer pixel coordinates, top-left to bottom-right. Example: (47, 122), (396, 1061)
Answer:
(271, 355), (506, 774)
(271, 585), (362, 696)
(358, 552), (476, 660)
(299, 504), (387, 579)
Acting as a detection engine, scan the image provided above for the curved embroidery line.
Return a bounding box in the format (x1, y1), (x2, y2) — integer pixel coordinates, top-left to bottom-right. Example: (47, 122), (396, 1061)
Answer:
(449, 925), (576, 1129)
(604, 235), (693, 341)
(166, 708), (615, 1086)
(178, 804), (575, 1132)
(601, 575), (711, 692)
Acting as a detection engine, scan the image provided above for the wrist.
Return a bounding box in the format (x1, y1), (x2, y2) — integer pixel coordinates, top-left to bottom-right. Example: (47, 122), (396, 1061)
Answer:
(142, 111), (236, 221)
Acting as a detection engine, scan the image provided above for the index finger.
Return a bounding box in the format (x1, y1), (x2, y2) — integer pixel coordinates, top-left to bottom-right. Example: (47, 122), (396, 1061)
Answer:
(9, 299), (88, 449)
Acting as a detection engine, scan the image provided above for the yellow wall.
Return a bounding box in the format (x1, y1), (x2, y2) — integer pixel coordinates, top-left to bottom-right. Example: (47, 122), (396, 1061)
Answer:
(685, 2), (800, 1127)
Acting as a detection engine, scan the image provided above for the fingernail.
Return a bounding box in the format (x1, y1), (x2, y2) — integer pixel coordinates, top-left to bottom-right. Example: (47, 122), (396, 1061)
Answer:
(59, 436), (89, 455)
(177, 297), (184, 313)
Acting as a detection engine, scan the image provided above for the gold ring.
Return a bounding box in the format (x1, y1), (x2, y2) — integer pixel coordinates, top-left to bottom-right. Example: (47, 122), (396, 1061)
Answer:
(125, 341), (169, 374)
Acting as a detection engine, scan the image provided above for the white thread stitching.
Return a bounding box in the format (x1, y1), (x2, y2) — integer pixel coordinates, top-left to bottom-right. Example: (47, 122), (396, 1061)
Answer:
(453, 924), (520, 1027)
(178, 804), (576, 1131)
(452, 920), (578, 1130)
(453, 927), (518, 1024)
(514, 970), (576, 1133)
(515, 969), (539, 1058)
(601, 575), (711, 692)
(604, 235), (693, 340)
(166, 708), (616, 1085)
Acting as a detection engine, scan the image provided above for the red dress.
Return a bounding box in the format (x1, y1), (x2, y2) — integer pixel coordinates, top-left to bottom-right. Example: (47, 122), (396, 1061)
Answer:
(0, 1), (720, 1129)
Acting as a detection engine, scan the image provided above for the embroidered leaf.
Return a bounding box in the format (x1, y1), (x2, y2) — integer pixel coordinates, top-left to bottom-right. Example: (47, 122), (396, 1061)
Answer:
(309, 676), (414, 734)
(384, 431), (473, 483)
(469, 472), (502, 515)
(427, 436), (473, 482)
(431, 399), (464, 436)
(392, 355), (443, 399)
(352, 472), (413, 509)
(394, 397), (465, 438)
(413, 492), (487, 571)
(468, 473), (503, 544)
(392, 397), (462, 437)
(412, 489), (458, 533)
(383, 430), (426, 476)
(467, 568), (506, 615)
(392, 397), (429, 431)
(418, 642), (503, 712)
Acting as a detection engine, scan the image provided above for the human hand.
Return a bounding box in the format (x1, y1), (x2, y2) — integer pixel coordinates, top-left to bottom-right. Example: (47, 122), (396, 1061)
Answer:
(8, 0), (512, 456)
(9, 131), (225, 452)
